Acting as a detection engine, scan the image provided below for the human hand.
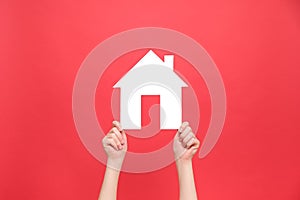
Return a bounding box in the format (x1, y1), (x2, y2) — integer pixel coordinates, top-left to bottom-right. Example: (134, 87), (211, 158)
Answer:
(102, 121), (127, 170)
(173, 122), (200, 162)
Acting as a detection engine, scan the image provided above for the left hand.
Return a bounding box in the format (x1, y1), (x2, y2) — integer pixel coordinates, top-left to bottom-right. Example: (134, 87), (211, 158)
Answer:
(102, 121), (127, 170)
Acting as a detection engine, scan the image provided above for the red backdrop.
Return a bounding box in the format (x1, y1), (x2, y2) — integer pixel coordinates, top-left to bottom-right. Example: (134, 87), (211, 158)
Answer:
(1, 0), (300, 199)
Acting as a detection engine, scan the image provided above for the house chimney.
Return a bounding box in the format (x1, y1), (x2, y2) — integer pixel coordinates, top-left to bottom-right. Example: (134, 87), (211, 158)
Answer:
(164, 55), (174, 70)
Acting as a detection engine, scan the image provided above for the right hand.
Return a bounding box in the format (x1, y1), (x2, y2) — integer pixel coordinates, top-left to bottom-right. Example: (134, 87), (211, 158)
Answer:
(102, 121), (127, 169)
(173, 122), (200, 161)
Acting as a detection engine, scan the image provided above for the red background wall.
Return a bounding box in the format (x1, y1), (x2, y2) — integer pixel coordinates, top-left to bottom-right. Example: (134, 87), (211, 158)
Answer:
(1, 0), (300, 199)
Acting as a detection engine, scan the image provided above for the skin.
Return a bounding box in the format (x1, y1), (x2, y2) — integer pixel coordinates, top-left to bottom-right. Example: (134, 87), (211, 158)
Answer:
(173, 121), (200, 200)
(98, 121), (127, 200)
(98, 121), (200, 200)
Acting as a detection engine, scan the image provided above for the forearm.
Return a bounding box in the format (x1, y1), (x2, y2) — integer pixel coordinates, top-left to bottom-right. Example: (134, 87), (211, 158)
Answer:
(99, 121), (127, 200)
(176, 160), (198, 200)
(98, 166), (120, 200)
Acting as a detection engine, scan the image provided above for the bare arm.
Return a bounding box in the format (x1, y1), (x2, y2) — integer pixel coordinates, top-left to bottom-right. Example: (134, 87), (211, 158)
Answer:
(98, 121), (127, 200)
(173, 122), (200, 200)
(98, 167), (120, 200)
(176, 160), (198, 200)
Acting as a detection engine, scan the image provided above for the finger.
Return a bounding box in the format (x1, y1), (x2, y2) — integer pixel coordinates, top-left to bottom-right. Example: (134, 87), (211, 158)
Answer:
(108, 133), (123, 150)
(186, 137), (195, 149)
(112, 121), (123, 132)
(182, 132), (194, 146)
(112, 121), (126, 144)
(189, 138), (200, 149)
(178, 121), (189, 133)
(105, 138), (118, 151)
(186, 136), (200, 149)
(111, 127), (124, 144)
(179, 126), (191, 141)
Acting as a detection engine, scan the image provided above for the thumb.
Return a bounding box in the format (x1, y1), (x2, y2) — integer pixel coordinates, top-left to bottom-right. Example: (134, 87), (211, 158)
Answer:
(112, 120), (123, 132)
(174, 130), (181, 140)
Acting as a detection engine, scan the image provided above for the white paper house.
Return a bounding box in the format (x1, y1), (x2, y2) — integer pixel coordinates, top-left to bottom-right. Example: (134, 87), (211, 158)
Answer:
(113, 50), (188, 129)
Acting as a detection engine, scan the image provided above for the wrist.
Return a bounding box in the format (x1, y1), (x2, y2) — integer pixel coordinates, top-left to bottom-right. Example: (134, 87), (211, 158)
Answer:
(176, 158), (192, 168)
(107, 157), (124, 171)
